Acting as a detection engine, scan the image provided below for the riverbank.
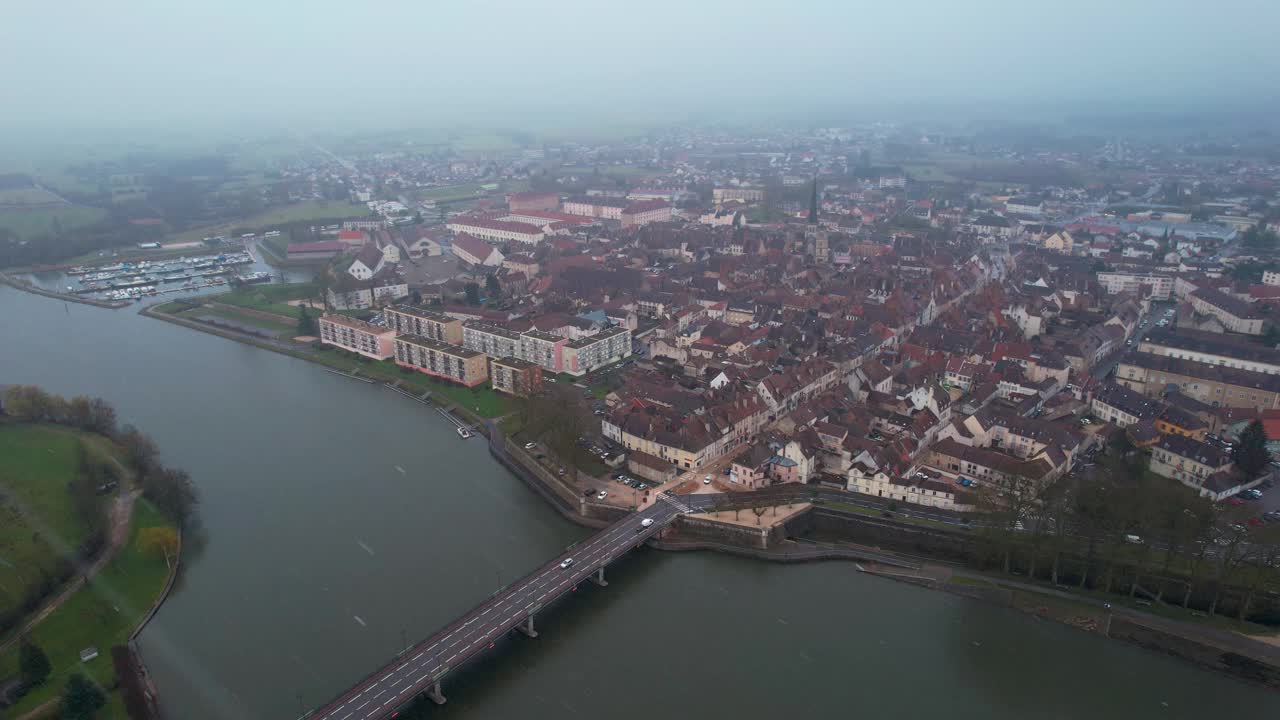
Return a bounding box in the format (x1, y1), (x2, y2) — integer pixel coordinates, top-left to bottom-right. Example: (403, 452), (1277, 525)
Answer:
(656, 508), (1280, 691)
(132, 294), (1280, 695)
(0, 271), (130, 309)
(0, 421), (179, 719)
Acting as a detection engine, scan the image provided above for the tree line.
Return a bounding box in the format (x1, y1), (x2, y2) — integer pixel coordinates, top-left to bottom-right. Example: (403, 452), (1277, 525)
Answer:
(2, 385), (199, 527)
(974, 424), (1280, 624)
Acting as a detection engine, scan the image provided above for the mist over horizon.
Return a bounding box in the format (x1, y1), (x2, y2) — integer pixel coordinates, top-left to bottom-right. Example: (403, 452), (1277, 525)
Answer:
(4, 0), (1280, 143)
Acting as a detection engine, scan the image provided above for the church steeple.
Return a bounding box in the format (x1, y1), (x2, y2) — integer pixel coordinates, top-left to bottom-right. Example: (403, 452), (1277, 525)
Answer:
(807, 177), (819, 224)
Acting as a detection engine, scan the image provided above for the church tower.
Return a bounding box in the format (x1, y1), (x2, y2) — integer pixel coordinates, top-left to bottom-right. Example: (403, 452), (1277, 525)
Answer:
(805, 177), (828, 263)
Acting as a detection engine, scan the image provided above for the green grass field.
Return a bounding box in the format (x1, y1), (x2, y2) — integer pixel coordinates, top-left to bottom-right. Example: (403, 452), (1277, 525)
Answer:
(415, 184), (486, 203)
(170, 201), (371, 244)
(189, 307), (296, 335)
(0, 424), (112, 622)
(308, 350), (512, 418)
(0, 499), (175, 719)
(0, 205), (108, 240)
(213, 282), (316, 320)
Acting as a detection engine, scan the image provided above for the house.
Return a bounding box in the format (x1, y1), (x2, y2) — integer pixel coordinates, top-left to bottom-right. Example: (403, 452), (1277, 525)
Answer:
(286, 240), (345, 261)
(1149, 434), (1238, 499)
(730, 443), (776, 490)
(1189, 287), (1266, 335)
(347, 244), (385, 280)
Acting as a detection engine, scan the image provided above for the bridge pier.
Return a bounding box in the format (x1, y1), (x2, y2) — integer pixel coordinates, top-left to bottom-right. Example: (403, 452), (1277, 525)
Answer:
(426, 681), (446, 705)
(590, 567), (608, 587)
(517, 613), (539, 638)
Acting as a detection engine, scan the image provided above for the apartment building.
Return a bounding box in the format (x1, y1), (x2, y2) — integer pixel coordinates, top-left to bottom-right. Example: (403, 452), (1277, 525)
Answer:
(1189, 287), (1266, 335)
(1096, 272), (1173, 301)
(318, 315), (396, 360)
(384, 305), (463, 344)
(562, 326), (631, 375)
(506, 191), (560, 212)
(394, 335), (489, 387)
(462, 321), (522, 359)
(490, 356), (543, 397)
(461, 321), (570, 374)
(712, 187), (764, 205)
(446, 217), (545, 245)
(620, 200), (673, 228)
(518, 330), (567, 373)
(1117, 353), (1280, 410)
(562, 195), (628, 220)
(1138, 327), (1280, 375)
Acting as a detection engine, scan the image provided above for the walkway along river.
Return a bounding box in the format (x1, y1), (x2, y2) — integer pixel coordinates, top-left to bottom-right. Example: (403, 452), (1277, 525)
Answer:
(2, 284), (1279, 719)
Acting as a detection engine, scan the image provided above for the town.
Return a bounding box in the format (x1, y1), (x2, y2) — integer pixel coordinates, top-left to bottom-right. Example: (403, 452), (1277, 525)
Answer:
(263, 127), (1280, 524)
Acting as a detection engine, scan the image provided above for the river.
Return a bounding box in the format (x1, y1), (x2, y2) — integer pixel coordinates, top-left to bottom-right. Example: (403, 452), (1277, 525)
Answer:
(2, 283), (1277, 719)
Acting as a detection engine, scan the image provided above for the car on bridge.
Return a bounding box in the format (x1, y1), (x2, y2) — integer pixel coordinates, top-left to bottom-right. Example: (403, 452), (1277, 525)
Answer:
(560, 558), (575, 569)
(640, 518), (654, 529)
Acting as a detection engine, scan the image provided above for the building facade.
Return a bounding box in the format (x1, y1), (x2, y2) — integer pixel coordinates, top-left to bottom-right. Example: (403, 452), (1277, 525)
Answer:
(490, 356), (543, 397)
(384, 305), (463, 344)
(394, 335), (489, 386)
(318, 315), (396, 360)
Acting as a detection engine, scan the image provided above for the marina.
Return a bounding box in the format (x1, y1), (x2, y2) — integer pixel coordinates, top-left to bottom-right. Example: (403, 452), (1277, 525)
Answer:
(61, 250), (256, 302)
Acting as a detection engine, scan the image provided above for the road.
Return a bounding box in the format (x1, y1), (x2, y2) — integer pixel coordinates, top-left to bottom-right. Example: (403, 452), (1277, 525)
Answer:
(307, 493), (714, 720)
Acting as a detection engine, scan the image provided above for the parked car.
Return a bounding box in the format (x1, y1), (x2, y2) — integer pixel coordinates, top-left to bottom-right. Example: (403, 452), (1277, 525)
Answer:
(703, 475), (712, 484)
(524, 442), (537, 450)
(597, 490), (608, 500)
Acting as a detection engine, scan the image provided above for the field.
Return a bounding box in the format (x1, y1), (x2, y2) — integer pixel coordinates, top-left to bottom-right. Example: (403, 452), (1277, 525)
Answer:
(0, 205), (108, 240)
(0, 500), (175, 719)
(0, 425), (96, 618)
(169, 200), (371, 244)
(415, 184), (487, 203)
(212, 282), (316, 320)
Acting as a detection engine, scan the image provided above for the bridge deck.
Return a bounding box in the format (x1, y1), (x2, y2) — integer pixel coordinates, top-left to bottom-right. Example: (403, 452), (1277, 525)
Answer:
(305, 498), (691, 720)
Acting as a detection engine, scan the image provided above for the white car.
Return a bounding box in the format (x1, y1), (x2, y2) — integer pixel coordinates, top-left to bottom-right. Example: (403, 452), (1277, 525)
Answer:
(641, 518), (654, 528)
(524, 442), (536, 449)
(560, 558), (575, 569)
(597, 490), (608, 500)
(703, 475), (712, 484)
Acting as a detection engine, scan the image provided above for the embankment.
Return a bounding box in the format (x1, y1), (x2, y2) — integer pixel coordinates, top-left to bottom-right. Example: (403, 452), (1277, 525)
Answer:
(0, 272), (130, 309)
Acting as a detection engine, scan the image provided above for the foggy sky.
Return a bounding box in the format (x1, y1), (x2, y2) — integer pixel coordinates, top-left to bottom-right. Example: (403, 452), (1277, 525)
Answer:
(3, 0), (1279, 135)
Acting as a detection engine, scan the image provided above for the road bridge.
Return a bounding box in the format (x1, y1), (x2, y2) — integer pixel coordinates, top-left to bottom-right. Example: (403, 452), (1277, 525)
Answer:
(302, 492), (716, 720)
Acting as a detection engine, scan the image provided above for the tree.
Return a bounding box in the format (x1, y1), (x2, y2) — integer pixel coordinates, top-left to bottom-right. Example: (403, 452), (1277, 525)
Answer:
(297, 305), (317, 336)
(464, 282), (481, 305)
(19, 636), (51, 688)
(3, 385), (53, 421)
(118, 425), (160, 477)
(485, 273), (501, 300)
(141, 466), (199, 527)
(137, 526), (180, 569)
(62, 673), (105, 720)
(1233, 420), (1270, 478)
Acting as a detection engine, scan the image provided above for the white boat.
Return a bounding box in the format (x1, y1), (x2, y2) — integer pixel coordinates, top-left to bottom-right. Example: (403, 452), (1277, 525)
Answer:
(457, 427), (472, 439)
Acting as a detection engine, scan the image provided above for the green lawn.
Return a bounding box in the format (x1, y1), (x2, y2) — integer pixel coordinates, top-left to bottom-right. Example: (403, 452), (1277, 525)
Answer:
(169, 201), (371, 244)
(0, 500), (176, 719)
(0, 205), (108, 240)
(0, 425), (99, 620)
(308, 351), (512, 418)
(415, 184), (486, 202)
(188, 307), (296, 335)
(212, 282), (316, 320)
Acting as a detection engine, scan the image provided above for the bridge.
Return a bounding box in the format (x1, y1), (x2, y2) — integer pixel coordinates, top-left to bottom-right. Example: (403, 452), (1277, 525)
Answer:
(302, 491), (714, 720)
